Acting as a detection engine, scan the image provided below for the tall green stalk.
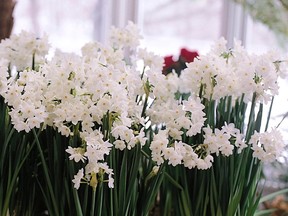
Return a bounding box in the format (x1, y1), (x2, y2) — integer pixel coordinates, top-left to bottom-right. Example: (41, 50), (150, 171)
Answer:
(32, 129), (60, 216)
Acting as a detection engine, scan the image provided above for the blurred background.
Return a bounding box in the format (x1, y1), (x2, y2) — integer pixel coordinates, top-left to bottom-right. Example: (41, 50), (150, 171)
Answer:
(2, 0), (288, 212)
(11, 0), (287, 54)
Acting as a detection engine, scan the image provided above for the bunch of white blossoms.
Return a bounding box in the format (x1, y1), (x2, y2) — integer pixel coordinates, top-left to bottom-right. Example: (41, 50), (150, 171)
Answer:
(0, 23), (156, 190)
(0, 31), (50, 131)
(250, 129), (285, 162)
(145, 37), (288, 169)
(176, 38), (287, 163)
(0, 22), (287, 189)
(0, 31), (49, 71)
(180, 38), (288, 103)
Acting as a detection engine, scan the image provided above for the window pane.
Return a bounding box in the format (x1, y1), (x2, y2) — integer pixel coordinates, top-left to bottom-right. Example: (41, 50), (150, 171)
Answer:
(13, 0), (99, 52)
(139, 0), (223, 55)
(246, 17), (283, 53)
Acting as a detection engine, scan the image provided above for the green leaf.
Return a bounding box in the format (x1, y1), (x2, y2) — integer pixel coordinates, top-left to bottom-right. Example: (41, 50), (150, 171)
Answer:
(255, 103), (263, 132)
(119, 149), (128, 215)
(164, 172), (184, 191)
(32, 129), (59, 216)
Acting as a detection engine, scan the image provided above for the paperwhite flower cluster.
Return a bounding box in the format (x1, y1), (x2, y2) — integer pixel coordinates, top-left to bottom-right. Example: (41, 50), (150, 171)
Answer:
(145, 38), (287, 169)
(0, 23), (287, 190)
(0, 31), (49, 71)
(250, 129), (285, 162)
(0, 23), (164, 190)
(109, 21), (142, 49)
(150, 130), (214, 170)
(148, 91), (210, 169)
(180, 38), (288, 103)
(203, 123), (247, 156)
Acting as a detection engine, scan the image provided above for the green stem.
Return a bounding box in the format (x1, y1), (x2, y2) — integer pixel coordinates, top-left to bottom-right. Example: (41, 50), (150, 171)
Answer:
(96, 182), (104, 216)
(0, 127), (15, 171)
(90, 189), (96, 216)
(2, 138), (35, 215)
(141, 94), (149, 117)
(265, 96), (274, 131)
(70, 166), (83, 216)
(245, 93), (257, 140)
(32, 128), (59, 216)
(140, 66), (146, 80)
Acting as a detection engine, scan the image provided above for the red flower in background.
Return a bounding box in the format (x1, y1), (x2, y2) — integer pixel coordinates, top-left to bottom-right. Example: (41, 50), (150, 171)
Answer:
(179, 48), (198, 63)
(164, 55), (175, 68)
(162, 48), (198, 76)
(163, 55), (176, 73)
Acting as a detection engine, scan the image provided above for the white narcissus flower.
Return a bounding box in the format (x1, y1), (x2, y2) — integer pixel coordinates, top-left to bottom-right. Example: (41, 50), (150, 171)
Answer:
(182, 144), (199, 169)
(167, 151), (182, 166)
(0, 59), (9, 95)
(55, 123), (71, 137)
(221, 123), (239, 136)
(109, 21), (142, 50)
(111, 125), (134, 143)
(108, 173), (114, 188)
(98, 163), (114, 188)
(84, 162), (114, 189)
(196, 155), (214, 170)
(84, 139), (113, 163)
(250, 129), (286, 162)
(114, 140), (126, 151)
(234, 133), (247, 153)
(72, 168), (84, 190)
(219, 144), (234, 157)
(210, 37), (228, 55)
(66, 146), (86, 163)
(137, 48), (164, 71)
(150, 130), (169, 152)
(135, 128), (148, 146)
